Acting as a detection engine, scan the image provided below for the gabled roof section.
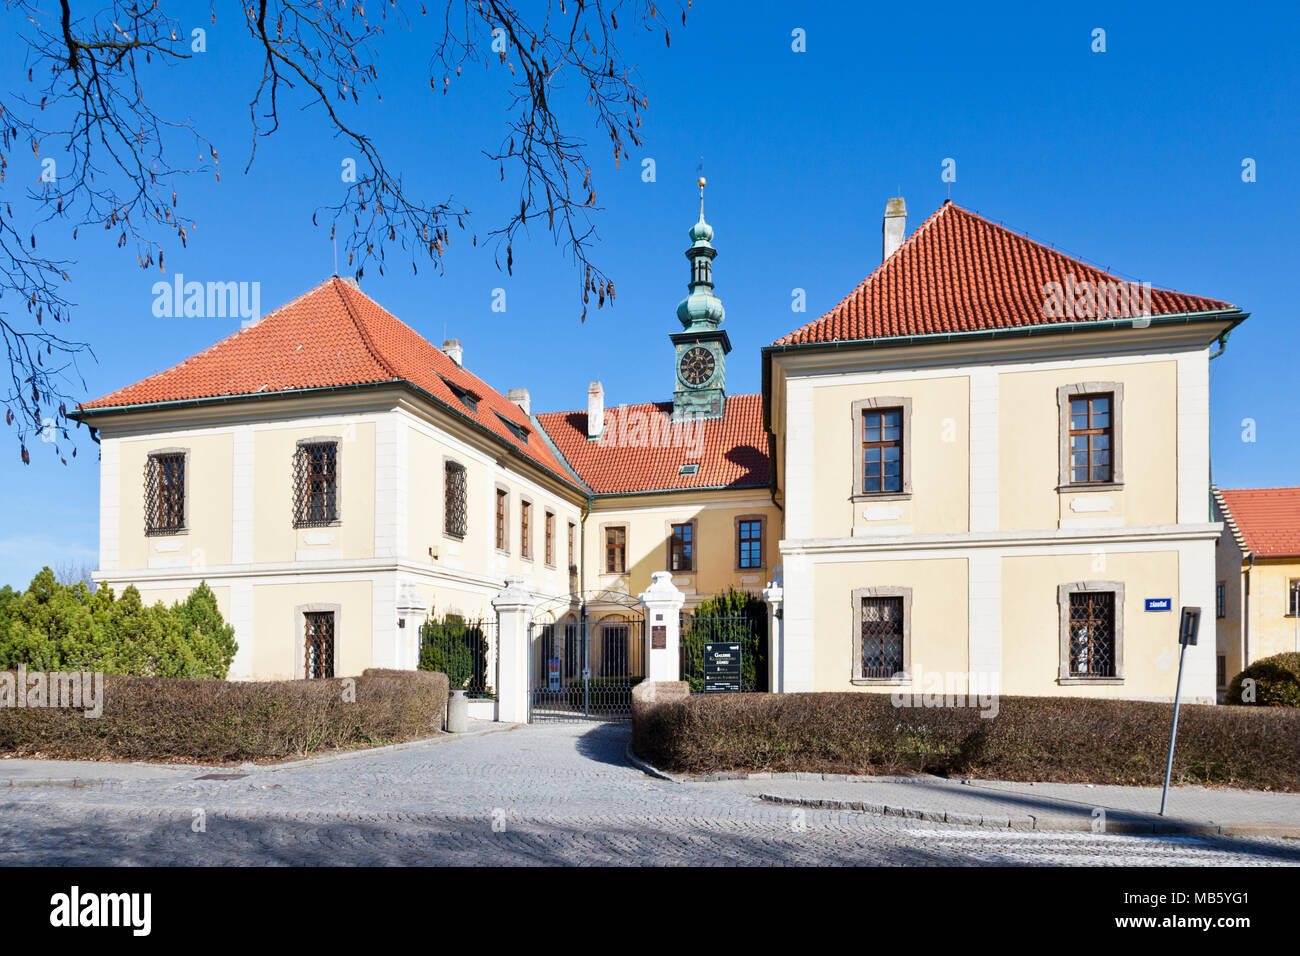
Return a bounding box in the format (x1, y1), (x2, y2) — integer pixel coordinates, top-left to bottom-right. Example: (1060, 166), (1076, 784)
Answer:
(79, 277), (579, 488)
(1214, 486), (1300, 558)
(774, 202), (1237, 346)
(535, 393), (769, 496)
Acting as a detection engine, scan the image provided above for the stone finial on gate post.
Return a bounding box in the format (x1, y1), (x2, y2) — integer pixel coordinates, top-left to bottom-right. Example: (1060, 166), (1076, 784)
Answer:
(492, 576), (536, 724)
(639, 571), (686, 684)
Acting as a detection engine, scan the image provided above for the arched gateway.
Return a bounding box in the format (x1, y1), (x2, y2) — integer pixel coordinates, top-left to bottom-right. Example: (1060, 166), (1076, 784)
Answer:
(528, 591), (646, 721)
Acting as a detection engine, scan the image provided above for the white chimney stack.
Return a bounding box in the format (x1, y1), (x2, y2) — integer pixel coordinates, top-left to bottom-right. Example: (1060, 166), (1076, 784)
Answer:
(587, 381), (604, 439)
(440, 338), (463, 366)
(507, 388), (531, 415)
(883, 197), (907, 262)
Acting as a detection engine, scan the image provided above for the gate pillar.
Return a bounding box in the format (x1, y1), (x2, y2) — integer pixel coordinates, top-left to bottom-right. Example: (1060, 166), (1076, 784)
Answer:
(492, 576), (536, 723)
(639, 572), (686, 683)
(763, 567), (784, 694)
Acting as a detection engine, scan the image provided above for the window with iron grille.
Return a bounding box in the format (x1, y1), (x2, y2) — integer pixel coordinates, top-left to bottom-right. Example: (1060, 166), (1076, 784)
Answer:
(605, 526), (626, 574)
(859, 596), (905, 679)
(1068, 393), (1113, 484)
(1068, 591), (1116, 678)
(738, 519), (762, 569)
(520, 500), (532, 559)
(144, 451), (186, 535)
(495, 489), (508, 551)
(444, 461), (467, 538)
(293, 442), (338, 527)
(861, 408), (903, 494)
(1216, 581), (1226, 619)
(545, 511), (555, 566)
(1289, 580), (1300, 617)
(304, 611), (335, 679)
(1217, 655), (1227, 687)
(669, 522), (694, 572)
(600, 623), (629, 677)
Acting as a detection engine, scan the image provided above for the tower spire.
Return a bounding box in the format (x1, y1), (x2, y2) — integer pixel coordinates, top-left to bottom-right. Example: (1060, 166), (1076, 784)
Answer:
(677, 176), (724, 329)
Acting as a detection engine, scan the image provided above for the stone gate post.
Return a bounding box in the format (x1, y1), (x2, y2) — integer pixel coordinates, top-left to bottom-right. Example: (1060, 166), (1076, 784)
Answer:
(763, 567), (784, 694)
(492, 577), (536, 723)
(639, 571), (686, 683)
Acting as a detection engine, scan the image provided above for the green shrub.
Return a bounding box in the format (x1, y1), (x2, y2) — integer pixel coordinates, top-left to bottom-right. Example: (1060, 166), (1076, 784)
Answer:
(418, 615), (491, 696)
(0, 668), (448, 763)
(681, 588), (767, 693)
(1225, 653), (1300, 707)
(631, 692), (1300, 791)
(0, 568), (237, 678)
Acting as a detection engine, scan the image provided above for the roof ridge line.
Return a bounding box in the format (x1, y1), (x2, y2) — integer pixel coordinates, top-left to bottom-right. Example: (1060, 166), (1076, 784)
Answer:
(333, 278), (400, 381)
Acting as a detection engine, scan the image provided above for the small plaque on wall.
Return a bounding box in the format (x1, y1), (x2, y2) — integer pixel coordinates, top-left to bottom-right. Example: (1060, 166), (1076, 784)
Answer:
(652, 625), (666, 649)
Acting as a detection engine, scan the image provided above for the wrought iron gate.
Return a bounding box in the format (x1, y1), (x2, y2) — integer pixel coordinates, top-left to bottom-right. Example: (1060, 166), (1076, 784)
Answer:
(530, 594), (645, 721)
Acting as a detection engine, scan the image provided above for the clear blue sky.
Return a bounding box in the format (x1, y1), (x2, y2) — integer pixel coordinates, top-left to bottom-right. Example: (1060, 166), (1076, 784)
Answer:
(1, 1), (1296, 589)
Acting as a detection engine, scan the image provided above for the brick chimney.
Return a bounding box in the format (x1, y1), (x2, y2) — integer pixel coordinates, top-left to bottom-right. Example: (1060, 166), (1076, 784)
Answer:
(440, 339), (463, 366)
(883, 197), (907, 262)
(587, 381), (604, 439)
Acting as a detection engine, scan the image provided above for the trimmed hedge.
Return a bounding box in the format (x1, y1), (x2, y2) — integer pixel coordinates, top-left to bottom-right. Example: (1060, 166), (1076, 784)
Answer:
(1225, 652), (1300, 707)
(0, 668), (448, 764)
(632, 692), (1300, 791)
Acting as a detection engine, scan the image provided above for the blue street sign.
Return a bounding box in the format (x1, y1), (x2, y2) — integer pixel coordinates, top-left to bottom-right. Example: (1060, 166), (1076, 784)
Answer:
(1145, 598), (1172, 612)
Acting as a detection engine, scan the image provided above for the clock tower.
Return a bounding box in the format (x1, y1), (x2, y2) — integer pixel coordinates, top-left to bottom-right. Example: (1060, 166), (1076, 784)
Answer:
(671, 178), (731, 420)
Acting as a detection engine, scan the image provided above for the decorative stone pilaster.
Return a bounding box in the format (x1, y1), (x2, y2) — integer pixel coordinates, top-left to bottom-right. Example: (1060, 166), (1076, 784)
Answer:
(492, 576), (536, 723)
(762, 566), (784, 694)
(639, 571), (686, 683)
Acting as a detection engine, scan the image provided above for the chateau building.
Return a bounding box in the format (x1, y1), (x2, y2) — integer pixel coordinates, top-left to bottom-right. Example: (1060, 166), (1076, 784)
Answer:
(76, 186), (1247, 704)
(1212, 486), (1300, 698)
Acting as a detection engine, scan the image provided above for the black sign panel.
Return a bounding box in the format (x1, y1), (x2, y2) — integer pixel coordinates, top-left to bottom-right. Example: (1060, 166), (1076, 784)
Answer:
(703, 642), (742, 693)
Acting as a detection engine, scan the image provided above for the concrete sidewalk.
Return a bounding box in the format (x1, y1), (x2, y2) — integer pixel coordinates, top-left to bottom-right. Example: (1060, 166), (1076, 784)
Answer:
(688, 773), (1300, 837)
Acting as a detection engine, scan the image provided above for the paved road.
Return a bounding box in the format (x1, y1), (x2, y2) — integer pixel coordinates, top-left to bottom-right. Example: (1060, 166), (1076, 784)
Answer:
(1, 723), (1297, 866)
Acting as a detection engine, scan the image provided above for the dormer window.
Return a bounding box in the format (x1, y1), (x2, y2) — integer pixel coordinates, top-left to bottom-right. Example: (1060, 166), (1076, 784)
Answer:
(495, 412), (530, 444)
(440, 375), (480, 413)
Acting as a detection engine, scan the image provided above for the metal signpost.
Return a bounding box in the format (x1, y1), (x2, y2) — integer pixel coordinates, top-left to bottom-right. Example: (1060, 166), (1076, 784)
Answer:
(1159, 606), (1201, 816)
(703, 642), (742, 693)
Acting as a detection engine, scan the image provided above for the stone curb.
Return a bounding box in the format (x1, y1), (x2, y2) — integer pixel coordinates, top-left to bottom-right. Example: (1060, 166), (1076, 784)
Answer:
(621, 748), (943, 786)
(755, 793), (1300, 838)
(0, 722), (521, 788)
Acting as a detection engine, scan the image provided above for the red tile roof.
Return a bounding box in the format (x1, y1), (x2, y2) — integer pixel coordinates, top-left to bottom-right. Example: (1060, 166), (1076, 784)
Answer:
(774, 202), (1237, 346)
(78, 278), (579, 488)
(535, 394), (769, 495)
(1215, 487), (1300, 558)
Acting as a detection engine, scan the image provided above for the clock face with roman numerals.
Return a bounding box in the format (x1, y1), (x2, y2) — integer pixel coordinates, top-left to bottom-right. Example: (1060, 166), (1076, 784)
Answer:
(679, 346), (715, 386)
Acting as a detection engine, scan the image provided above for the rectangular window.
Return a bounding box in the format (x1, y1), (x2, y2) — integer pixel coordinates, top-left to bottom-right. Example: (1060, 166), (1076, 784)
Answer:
(293, 441), (339, 528)
(444, 461), (467, 538)
(738, 519), (762, 569)
(860, 596), (905, 679)
(605, 526), (627, 574)
(600, 623), (629, 678)
(1068, 393), (1113, 484)
(669, 522), (694, 572)
(1289, 580), (1300, 617)
(304, 611), (335, 680)
(1216, 581), (1226, 619)
(545, 511), (555, 566)
(520, 500), (532, 559)
(145, 452), (186, 535)
(564, 621), (581, 678)
(1217, 655), (1227, 687)
(1068, 591), (1116, 678)
(861, 408), (903, 494)
(568, 522), (576, 574)
(495, 489), (508, 551)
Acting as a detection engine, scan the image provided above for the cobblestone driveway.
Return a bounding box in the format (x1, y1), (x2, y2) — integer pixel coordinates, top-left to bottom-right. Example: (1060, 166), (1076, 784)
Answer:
(2, 723), (1297, 866)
